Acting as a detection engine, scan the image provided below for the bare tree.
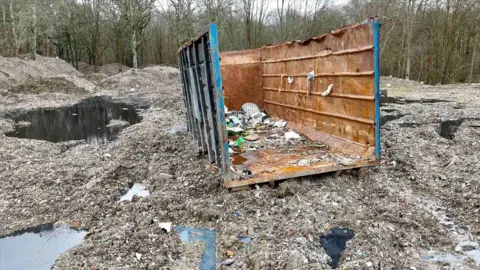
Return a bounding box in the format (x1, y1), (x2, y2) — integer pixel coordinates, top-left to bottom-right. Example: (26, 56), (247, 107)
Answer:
(112, 0), (155, 69)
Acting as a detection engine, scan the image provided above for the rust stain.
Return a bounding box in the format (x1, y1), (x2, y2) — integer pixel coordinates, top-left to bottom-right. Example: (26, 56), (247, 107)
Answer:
(221, 49), (263, 110)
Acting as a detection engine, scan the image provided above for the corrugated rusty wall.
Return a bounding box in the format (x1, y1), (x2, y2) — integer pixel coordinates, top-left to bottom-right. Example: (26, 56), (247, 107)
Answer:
(220, 49), (263, 110)
(261, 23), (376, 147)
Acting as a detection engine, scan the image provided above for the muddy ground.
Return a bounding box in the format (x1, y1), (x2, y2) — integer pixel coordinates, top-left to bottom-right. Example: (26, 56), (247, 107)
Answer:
(0, 57), (479, 269)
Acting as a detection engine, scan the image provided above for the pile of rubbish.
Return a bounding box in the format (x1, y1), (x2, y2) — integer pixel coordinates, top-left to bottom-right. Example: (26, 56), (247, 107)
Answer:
(225, 103), (308, 153)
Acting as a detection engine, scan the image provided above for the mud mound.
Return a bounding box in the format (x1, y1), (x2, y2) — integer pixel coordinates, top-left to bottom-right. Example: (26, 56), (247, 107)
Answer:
(81, 73), (108, 84)
(78, 62), (129, 76)
(7, 77), (89, 94)
(0, 55), (95, 92)
(99, 63), (129, 76)
(98, 66), (180, 93)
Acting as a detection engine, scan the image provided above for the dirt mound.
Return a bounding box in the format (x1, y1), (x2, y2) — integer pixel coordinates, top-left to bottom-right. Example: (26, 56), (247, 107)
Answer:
(7, 77), (89, 94)
(0, 55), (95, 93)
(98, 63), (129, 76)
(81, 73), (108, 84)
(78, 62), (129, 76)
(98, 66), (180, 93)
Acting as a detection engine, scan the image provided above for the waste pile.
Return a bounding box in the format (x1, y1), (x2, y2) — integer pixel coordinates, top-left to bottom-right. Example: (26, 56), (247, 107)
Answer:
(225, 103), (309, 153)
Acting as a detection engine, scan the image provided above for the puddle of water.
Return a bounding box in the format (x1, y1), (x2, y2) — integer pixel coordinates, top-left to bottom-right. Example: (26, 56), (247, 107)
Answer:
(238, 236), (252, 244)
(439, 119), (464, 139)
(119, 183), (150, 201)
(466, 250), (480, 264)
(421, 252), (462, 264)
(5, 96), (143, 145)
(381, 113), (407, 126)
(0, 223), (86, 270)
(174, 226), (216, 270)
(320, 227), (355, 269)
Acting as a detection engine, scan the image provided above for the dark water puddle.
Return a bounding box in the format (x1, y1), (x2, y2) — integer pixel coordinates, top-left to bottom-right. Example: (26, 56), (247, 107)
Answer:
(174, 226), (216, 270)
(5, 96), (143, 145)
(0, 223), (86, 270)
(381, 96), (449, 106)
(320, 227), (355, 269)
(439, 119), (464, 139)
(381, 113), (407, 126)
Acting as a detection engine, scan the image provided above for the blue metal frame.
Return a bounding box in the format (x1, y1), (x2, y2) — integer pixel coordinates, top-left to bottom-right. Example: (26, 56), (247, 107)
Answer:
(209, 24), (231, 180)
(373, 19), (381, 159)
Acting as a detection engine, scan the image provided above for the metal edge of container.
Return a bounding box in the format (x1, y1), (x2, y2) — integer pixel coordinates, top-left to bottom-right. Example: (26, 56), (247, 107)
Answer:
(208, 24), (232, 182)
(373, 19), (381, 159)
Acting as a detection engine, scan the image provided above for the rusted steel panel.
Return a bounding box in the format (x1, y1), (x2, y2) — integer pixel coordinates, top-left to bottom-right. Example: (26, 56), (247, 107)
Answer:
(179, 20), (381, 189)
(220, 49), (263, 110)
(262, 22), (376, 146)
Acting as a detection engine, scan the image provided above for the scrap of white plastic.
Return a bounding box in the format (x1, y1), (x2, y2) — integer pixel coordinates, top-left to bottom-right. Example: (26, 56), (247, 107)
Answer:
(224, 105), (229, 113)
(158, 222), (172, 233)
(287, 76), (294, 84)
(229, 116), (242, 126)
(274, 120), (287, 128)
(285, 130), (301, 141)
(227, 126), (243, 133)
(321, 84), (334, 97)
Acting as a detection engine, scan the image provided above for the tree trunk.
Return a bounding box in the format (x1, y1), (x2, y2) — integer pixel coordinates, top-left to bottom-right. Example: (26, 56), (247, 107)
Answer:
(469, 34), (477, 83)
(9, 0), (18, 57)
(2, 0), (6, 55)
(132, 29), (138, 69)
(405, 0), (415, 80)
(31, 5), (37, 60)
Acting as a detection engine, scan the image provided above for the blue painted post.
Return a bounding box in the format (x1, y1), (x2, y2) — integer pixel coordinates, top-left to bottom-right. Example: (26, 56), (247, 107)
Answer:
(373, 19), (381, 159)
(209, 24), (231, 181)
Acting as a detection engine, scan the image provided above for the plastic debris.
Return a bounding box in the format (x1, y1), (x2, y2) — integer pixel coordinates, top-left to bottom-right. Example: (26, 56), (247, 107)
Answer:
(287, 76), (294, 84)
(227, 126), (243, 135)
(321, 84), (334, 97)
(307, 71), (315, 96)
(228, 116), (242, 126)
(226, 250), (234, 257)
(232, 137), (245, 147)
(220, 258), (235, 266)
(224, 105), (229, 113)
(241, 103), (261, 117)
(158, 222), (172, 233)
(285, 130), (301, 141)
(274, 120), (287, 128)
(135, 253), (142, 260)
